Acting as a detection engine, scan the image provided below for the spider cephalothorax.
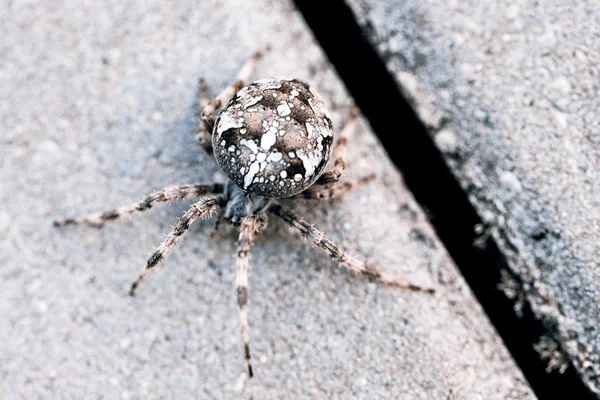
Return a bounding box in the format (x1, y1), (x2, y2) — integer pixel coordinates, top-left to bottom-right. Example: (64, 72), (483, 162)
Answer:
(55, 47), (433, 378)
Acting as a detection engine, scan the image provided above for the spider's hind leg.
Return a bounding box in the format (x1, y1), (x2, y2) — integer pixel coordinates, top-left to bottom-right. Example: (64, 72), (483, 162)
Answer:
(54, 183), (224, 228)
(269, 204), (434, 293)
(195, 78), (214, 155)
(196, 46), (269, 156)
(295, 174), (375, 201)
(314, 106), (360, 186)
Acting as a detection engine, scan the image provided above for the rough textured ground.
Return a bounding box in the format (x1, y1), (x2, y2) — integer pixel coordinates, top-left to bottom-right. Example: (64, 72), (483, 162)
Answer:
(0, 1), (533, 399)
(347, 0), (600, 394)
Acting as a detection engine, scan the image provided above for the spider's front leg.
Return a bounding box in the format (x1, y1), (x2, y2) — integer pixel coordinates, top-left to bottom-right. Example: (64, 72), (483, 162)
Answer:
(129, 196), (221, 296)
(196, 46), (269, 156)
(235, 213), (267, 378)
(54, 183), (224, 227)
(270, 204), (434, 293)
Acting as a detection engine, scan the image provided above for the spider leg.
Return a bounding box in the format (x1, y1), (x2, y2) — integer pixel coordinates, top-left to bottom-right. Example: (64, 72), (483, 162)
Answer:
(314, 106), (360, 186)
(235, 214), (267, 377)
(129, 196), (220, 296)
(199, 77), (210, 109)
(269, 204), (434, 293)
(195, 78), (214, 155)
(54, 183), (224, 228)
(197, 46), (270, 155)
(294, 174), (375, 200)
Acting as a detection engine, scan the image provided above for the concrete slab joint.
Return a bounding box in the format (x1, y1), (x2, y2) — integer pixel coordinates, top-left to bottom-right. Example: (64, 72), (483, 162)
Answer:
(345, 0), (600, 396)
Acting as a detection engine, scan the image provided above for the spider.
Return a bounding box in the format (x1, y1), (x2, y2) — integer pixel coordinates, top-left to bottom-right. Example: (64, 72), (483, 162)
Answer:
(54, 46), (434, 378)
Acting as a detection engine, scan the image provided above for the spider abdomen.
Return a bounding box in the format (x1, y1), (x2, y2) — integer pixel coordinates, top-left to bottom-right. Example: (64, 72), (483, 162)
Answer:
(213, 78), (333, 198)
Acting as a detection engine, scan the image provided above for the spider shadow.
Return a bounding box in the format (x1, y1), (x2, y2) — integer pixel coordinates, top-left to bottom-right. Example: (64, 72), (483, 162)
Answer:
(151, 83), (221, 184)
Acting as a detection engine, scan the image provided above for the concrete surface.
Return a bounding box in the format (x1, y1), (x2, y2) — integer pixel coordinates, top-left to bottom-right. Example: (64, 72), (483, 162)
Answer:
(346, 0), (600, 394)
(1, 1), (534, 399)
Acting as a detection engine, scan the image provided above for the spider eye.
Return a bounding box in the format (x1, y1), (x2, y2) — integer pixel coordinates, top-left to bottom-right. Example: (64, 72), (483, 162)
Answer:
(212, 78), (333, 198)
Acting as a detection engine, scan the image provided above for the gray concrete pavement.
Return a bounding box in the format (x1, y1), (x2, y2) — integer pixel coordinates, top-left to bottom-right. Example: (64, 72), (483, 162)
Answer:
(347, 0), (600, 394)
(1, 1), (533, 398)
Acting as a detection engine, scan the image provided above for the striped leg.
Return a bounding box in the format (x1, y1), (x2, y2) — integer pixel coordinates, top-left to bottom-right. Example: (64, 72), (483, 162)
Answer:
(197, 46), (270, 154)
(295, 174), (375, 200)
(195, 78), (214, 154)
(235, 214), (265, 378)
(314, 106), (360, 186)
(54, 183), (224, 228)
(270, 204), (434, 294)
(129, 197), (220, 296)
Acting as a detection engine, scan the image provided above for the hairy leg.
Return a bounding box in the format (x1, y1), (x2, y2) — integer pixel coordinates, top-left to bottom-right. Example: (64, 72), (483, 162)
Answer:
(294, 174), (375, 200)
(129, 197), (220, 296)
(195, 78), (214, 154)
(314, 106), (360, 186)
(235, 214), (267, 377)
(270, 204), (434, 293)
(197, 46), (269, 154)
(54, 183), (224, 228)
(199, 78), (210, 109)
